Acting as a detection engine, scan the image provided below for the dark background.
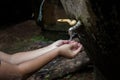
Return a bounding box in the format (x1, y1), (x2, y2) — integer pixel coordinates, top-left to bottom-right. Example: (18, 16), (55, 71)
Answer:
(0, 0), (33, 25)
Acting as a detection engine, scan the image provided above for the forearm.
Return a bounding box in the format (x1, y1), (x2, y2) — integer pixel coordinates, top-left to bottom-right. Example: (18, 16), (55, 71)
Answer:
(0, 51), (11, 62)
(17, 48), (59, 76)
(0, 61), (22, 80)
(10, 45), (56, 64)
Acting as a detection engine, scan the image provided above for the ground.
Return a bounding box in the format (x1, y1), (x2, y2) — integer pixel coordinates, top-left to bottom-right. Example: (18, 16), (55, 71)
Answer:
(0, 20), (94, 80)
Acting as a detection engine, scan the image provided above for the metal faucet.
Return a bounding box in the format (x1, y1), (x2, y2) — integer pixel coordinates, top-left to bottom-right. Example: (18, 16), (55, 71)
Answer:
(68, 20), (82, 40)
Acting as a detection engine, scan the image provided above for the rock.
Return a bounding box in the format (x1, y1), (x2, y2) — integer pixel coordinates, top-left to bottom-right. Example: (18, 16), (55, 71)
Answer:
(27, 45), (91, 80)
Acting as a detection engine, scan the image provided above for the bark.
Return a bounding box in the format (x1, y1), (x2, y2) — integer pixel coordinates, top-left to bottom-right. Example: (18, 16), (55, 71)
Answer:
(60, 0), (120, 80)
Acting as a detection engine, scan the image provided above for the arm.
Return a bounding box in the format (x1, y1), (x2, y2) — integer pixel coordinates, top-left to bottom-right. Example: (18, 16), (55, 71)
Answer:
(0, 41), (82, 79)
(0, 61), (22, 80)
(0, 46), (55, 65)
(0, 48), (59, 80)
(10, 45), (56, 64)
(0, 40), (69, 64)
(18, 48), (59, 76)
(17, 42), (82, 76)
(0, 51), (11, 63)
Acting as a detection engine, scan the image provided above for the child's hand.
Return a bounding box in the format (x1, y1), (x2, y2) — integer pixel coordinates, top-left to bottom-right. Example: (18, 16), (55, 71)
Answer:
(57, 41), (82, 58)
(49, 40), (70, 49)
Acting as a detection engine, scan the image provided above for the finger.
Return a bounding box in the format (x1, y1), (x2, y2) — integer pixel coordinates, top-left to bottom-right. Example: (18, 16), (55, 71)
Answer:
(57, 40), (69, 47)
(68, 42), (78, 50)
(62, 40), (70, 44)
(73, 45), (83, 54)
(69, 40), (76, 44)
(77, 43), (82, 47)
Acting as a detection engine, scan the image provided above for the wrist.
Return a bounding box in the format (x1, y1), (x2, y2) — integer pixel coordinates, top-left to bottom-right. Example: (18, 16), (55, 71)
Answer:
(48, 45), (57, 50)
(54, 48), (60, 56)
(56, 47), (63, 56)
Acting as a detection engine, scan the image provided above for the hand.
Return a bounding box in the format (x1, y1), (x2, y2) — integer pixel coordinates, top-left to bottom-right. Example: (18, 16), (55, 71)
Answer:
(58, 41), (82, 58)
(49, 40), (70, 49)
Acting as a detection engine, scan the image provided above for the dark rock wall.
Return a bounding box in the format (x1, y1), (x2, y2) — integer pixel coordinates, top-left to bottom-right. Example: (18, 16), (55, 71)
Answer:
(60, 0), (120, 80)
(90, 0), (120, 80)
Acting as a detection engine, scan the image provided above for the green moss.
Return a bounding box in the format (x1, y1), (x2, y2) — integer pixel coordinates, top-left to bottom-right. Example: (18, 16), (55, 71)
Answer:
(30, 35), (50, 42)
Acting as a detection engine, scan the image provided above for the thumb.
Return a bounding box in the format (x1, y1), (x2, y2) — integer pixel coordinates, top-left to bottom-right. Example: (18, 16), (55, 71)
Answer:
(73, 44), (82, 54)
(69, 42), (78, 49)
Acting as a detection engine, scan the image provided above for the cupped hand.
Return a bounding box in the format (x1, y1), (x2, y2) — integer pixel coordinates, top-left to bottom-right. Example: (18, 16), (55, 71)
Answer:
(49, 40), (71, 49)
(58, 41), (82, 58)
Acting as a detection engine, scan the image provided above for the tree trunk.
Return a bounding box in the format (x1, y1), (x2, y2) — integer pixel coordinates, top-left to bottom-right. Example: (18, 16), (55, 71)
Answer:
(60, 0), (120, 80)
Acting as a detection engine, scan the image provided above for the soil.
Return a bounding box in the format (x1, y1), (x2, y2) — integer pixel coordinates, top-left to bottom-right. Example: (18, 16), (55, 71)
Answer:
(0, 20), (94, 80)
